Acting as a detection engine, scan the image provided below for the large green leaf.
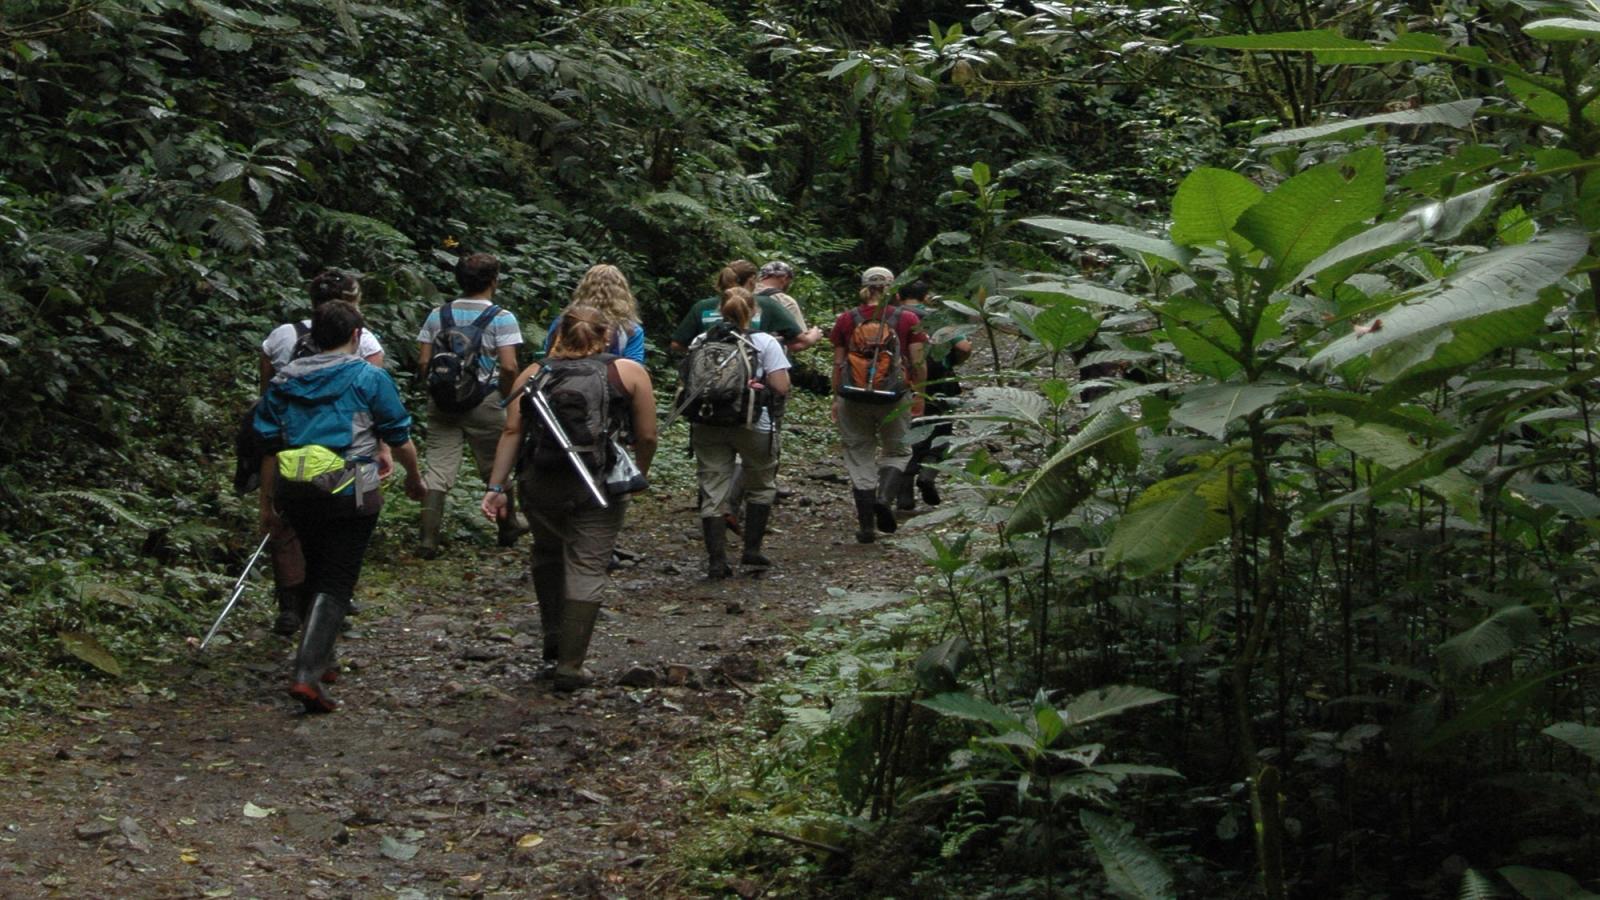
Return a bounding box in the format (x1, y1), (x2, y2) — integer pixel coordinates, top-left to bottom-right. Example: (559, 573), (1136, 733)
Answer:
(1169, 382), (1289, 439)
(1190, 30), (1453, 64)
(1105, 466), (1238, 576)
(1022, 218), (1192, 266)
(1296, 184), (1501, 286)
(1080, 811), (1177, 900)
(1541, 722), (1600, 764)
(1421, 666), (1589, 751)
(1008, 280), (1140, 310)
(1061, 685), (1175, 726)
(1436, 605), (1541, 676)
(1234, 146), (1385, 286)
(1169, 167), (1262, 248)
(918, 692), (1024, 732)
(1009, 409), (1141, 533)
(1499, 866), (1600, 900)
(1253, 99), (1482, 145)
(1311, 231), (1588, 376)
(1510, 482), (1600, 520)
(1523, 18), (1600, 41)
(1014, 301), (1099, 353)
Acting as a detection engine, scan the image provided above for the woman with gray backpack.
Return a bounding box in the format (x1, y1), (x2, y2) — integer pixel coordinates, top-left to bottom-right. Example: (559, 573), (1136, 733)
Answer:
(674, 286), (792, 578)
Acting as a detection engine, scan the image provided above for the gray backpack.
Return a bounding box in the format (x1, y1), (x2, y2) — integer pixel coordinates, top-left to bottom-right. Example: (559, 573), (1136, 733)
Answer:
(677, 322), (759, 427)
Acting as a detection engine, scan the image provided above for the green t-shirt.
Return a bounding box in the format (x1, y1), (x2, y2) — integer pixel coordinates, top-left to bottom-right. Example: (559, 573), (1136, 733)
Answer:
(671, 295), (802, 346)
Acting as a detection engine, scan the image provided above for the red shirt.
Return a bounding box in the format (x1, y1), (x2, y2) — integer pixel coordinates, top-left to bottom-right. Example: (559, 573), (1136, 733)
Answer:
(829, 303), (928, 353)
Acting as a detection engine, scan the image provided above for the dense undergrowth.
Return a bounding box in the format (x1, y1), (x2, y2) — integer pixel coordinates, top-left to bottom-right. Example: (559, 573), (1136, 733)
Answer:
(8, 0), (1600, 897)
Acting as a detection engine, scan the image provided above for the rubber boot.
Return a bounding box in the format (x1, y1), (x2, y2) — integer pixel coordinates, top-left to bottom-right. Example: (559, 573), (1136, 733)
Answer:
(852, 489), (877, 544)
(741, 503), (773, 570)
(287, 593), (348, 713)
(497, 489), (529, 548)
(896, 473), (917, 511)
(532, 555), (566, 664)
(874, 467), (902, 534)
(918, 473), (942, 506)
(552, 599), (601, 692)
(272, 585), (309, 637)
(702, 516), (733, 580)
(418, 489), (447, 560)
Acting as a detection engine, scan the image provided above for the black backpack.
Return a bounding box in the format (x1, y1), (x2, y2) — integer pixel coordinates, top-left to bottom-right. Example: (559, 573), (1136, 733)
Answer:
(426, 303), (501, 413)
(289, 321), (320, 361)
(518, 355), (619, 478)
(675, 322), (761, 427)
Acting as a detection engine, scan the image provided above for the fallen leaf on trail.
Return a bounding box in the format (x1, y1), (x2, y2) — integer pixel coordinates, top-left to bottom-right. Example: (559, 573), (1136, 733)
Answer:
(516, 833), (544, 849)
(59, 631), (122, 676)
(242, 802), (273, 818)
(203, 888), (234, 898)
(178, 817), (197, 826)
(379, 835), (419, 861)
(180, 849), (199, 864)
(574, 789), (611, 805)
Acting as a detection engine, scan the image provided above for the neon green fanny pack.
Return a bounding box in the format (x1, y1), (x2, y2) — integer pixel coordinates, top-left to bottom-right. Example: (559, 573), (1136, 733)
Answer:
(277, 445), (358, 495)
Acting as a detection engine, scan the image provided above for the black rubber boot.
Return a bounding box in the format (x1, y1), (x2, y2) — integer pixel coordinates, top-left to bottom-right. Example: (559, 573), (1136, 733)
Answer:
(287, 593), (349, 713)
(874, 467), (902, 534)
(896, 472), (917, 511)
(418, 489), (447, 559)
(918, 474), (941, 506)
(702, 516), (733, 579)
(272, 585), (309, 637)
(741, 503), (773, 570)
(552, 599), (601, 693)
(852, 489), (877, 544)
(532, 555), (565, 663)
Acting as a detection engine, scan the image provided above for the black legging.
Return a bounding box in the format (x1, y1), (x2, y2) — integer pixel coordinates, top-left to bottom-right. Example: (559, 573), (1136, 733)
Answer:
(280, 493), (379, 599)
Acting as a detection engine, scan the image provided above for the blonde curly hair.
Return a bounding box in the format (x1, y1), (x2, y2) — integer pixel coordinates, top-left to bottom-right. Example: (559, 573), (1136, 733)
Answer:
(571, 264), (639, 336)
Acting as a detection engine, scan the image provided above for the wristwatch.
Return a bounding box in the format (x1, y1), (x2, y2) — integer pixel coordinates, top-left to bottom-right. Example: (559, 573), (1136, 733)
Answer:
(487, 483), (505, 494)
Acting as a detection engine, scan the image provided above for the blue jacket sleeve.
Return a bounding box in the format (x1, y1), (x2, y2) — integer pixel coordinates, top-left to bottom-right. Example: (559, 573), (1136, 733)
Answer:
(365, 369), (413, 446)
(252, 394), (284, 452)
(623, 324), (646, 363)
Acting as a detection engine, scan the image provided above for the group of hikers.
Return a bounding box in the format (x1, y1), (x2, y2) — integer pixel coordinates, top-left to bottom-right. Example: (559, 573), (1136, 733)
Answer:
(247, 253), (971, 713)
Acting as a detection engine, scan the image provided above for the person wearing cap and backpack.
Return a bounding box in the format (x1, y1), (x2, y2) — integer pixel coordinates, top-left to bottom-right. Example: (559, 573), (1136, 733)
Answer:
(479, 307), (658, 691)
(249, 269), (389, 638)
(675, 287), (791, 578)
(415, 252), (526, 557)
(830, 266), (928, 543)
(892, 280), (973, 510)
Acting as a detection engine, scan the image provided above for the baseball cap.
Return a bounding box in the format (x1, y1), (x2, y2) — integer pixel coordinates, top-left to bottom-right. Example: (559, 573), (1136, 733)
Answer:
(860, 266), (895, 287)
(758, 260), (794, 279)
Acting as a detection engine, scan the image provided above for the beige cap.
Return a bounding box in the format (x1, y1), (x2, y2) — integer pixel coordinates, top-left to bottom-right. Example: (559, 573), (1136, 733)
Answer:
(860, 266), (895, 287)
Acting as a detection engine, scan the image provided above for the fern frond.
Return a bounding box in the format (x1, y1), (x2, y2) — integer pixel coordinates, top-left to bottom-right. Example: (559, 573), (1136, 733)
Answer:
(1459, 868), (1499, 900)
(36, 489), (152, 530)
(1080, 810), (1177, 900)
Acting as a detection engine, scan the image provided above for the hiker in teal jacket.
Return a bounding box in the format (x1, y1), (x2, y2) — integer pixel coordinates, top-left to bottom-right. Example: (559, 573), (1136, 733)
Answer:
(255, 300), (426, 713)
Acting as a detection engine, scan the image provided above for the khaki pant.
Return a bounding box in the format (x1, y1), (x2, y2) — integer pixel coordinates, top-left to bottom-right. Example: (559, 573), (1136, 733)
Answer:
(837, 398), (911, 490)
(693, 424), (779, 517)
(421, 397), (506, 493)
(520, 479), (628, 606)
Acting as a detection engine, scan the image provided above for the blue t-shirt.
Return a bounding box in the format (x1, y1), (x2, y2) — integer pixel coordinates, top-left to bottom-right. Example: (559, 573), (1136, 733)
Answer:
(540, 316), (646, 363)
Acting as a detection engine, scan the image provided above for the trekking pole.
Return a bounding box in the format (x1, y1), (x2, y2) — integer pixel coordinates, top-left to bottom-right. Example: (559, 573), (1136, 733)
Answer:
(526, 387), (610, 508)
(199, 533), (271, 651)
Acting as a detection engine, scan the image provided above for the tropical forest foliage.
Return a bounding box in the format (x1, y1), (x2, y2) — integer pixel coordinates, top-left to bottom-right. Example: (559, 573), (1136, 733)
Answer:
(5, 0), (1600, 896)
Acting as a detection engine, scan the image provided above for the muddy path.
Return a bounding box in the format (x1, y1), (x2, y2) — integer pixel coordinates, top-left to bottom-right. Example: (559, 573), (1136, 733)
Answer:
(0, 445), (902, 898)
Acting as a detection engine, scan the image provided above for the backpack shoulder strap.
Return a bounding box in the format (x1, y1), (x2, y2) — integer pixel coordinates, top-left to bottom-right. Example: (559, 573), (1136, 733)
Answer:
(437, 302), (456, 331)
(293, 320), (311, 338)
(468, 304), (500, 330)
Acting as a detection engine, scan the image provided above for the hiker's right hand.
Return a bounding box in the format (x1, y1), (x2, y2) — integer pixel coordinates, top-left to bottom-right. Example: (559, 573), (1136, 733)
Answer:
(480, 490), (508, 522)
(258, 505), (282, 536)
(830, 397), (841, 422)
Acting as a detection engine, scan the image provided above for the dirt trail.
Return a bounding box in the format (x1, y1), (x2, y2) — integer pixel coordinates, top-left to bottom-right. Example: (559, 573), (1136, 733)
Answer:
(0, 457), (892, 898)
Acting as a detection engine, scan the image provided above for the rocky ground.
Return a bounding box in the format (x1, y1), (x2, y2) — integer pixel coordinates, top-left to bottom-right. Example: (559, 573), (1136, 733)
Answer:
(0, 440), (907, 898)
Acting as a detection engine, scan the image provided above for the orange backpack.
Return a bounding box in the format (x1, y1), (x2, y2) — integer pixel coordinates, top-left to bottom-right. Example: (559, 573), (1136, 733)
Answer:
(838, 304), (908, 403)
